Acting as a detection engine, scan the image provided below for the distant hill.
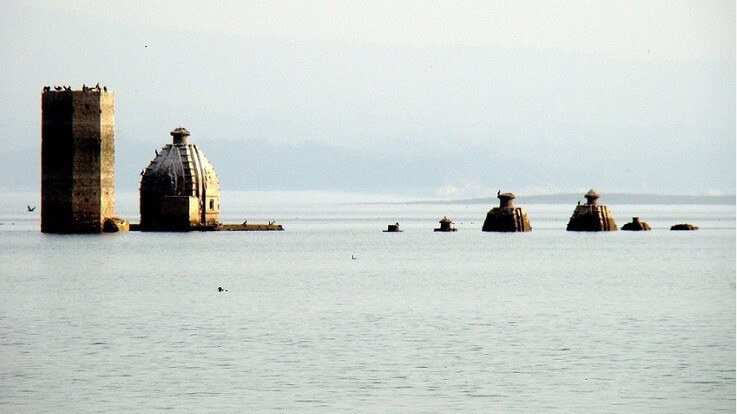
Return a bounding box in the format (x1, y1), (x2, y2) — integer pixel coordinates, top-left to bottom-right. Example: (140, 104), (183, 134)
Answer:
(402, 193), (736, 205)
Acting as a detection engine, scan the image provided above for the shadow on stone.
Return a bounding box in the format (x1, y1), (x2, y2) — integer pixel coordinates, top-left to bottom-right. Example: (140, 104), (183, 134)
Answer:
(482, 191), (531, 232)
(102, 217), (129, 233)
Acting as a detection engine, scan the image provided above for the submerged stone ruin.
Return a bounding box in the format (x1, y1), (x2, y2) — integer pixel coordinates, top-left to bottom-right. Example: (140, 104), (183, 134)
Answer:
(39, 84), (281, 234)
(136, 127), (282, 232)
(621, 217), (651, 231)
(384, 223), (402, 232)
(139, 128), (221, 231)
(40, 86), (128, 233)
(671, 223), (699, 231)
(482, 192), (531, 232)
(566, 189), (618, 232)
(434, 217), (457, 232)
(39, 86), (706, 237)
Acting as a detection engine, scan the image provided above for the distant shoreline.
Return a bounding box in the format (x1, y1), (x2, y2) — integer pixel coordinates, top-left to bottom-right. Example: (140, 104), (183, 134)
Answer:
(385, 193), (737, 206)
(1, 190), (735, 207)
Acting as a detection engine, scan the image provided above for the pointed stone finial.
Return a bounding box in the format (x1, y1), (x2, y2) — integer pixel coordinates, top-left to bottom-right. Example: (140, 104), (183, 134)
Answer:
(584, 189), (600, 205)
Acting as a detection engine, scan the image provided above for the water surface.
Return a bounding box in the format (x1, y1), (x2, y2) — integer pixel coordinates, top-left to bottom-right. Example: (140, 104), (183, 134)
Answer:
(1, 203), (734, 412)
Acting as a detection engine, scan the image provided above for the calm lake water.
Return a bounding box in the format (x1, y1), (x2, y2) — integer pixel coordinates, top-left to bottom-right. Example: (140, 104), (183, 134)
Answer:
(0, 201), (734, 413)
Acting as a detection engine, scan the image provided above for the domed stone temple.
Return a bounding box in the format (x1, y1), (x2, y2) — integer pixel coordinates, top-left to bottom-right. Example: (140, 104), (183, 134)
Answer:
(139, 128), (220, 230)
(566, 189), (617, 232)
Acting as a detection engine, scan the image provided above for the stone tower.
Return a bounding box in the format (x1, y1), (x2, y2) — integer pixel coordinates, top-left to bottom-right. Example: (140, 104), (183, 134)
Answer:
(41, 87), (116, 233)
(566, 189), (617, 231)
(482, 192), (532, 232)
(139, 128), (220, 231)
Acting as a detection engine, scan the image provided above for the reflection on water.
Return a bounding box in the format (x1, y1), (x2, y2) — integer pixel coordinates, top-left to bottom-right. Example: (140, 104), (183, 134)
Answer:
(0, 204), (734, 412)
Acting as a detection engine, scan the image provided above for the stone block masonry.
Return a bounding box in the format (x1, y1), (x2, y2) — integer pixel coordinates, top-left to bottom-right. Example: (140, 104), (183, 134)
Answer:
(41, 88), (116, 233)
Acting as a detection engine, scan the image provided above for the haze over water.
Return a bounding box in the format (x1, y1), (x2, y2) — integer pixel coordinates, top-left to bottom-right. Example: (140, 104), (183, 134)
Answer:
(1, 2), (734, 197)
(0, 1), (734, 412)
(1, 201), (734, 412)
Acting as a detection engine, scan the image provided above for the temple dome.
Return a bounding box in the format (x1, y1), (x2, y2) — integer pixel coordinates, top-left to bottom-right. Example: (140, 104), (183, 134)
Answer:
(567, 189), (617, 231)
(483, 191), (531, 232)
(139, 128), (220, 230)
(584, 189), (600, 204)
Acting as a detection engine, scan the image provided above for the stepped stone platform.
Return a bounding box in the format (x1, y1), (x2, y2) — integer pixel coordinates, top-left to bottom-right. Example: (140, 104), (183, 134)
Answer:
(130, 223), (283, 231)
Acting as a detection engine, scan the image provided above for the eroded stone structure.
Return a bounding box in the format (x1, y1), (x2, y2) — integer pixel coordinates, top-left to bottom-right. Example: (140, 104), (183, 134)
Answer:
(41, 87), (120, 233)
(671, 223), (698, 231)
(139, 128), (220, 231)
(621, 217), (651, 231)
(434, 217), (457, 232)
(384, 223), (402, 232)
(566, 189), (617, 231)
(482, 192), (531, 232)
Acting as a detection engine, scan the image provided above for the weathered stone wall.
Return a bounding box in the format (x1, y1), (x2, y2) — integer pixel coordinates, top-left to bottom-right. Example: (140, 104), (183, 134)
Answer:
(153, 196), (200, 230)
(41, 90), (115, 233)
(187, 196), (201, 227)
(70, 93), (102, 230)
(192, 144), (220, 226)
(41, 92), (74, 232)
(100, 93), (115, 222)
(204, 195), (220, 225)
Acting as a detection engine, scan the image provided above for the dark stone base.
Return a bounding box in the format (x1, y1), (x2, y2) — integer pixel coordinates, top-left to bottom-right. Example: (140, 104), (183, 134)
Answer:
(670, 223), (698, 230)
(482, 207), (531, 232)
(622, 220), (651, 231)
(566, 205), (618, 232)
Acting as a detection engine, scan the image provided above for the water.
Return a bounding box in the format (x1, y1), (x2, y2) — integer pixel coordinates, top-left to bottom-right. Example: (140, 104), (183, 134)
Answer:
(0, 202), (734, 412)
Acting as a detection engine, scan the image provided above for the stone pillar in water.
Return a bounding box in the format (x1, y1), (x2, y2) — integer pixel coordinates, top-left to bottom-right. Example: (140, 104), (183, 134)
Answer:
(41, 87), (116, 233)
(566, 189), (617, 231)
(621, 217), (651, 231)
(482, 192), (532, 232)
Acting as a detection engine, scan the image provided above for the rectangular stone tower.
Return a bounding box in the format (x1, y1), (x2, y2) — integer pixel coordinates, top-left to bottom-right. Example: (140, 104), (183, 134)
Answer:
(41, 88), (115, 233)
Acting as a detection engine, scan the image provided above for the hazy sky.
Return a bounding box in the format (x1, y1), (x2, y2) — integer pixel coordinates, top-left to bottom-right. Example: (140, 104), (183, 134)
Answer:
(1, 1), (734, 199)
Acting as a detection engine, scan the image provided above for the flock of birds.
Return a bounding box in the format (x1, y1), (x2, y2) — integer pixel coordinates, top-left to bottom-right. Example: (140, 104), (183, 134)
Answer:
(42, 83), (108, 92)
